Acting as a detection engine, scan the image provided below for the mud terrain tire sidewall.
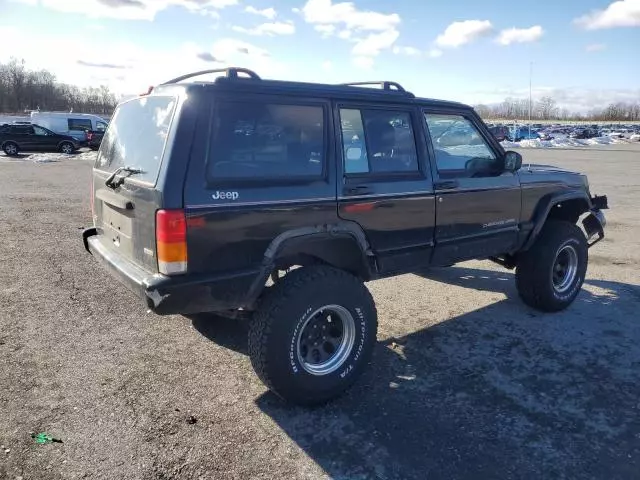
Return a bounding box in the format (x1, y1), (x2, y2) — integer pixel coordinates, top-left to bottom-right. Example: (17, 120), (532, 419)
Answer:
(516, 220), (588, 312)
(248, 266), (377, 406)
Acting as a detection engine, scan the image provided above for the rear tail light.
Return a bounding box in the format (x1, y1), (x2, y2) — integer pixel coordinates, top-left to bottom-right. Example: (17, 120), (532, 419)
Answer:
(87, 132), (93, 141)
(156, 209), (187, 275)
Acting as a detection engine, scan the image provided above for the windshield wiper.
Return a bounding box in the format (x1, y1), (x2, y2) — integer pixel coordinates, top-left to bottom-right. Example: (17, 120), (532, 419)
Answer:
(105, 166), (144, 189)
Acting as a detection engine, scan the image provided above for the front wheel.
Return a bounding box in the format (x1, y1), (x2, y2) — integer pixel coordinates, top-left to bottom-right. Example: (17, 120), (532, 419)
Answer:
(516, 220), (588, 312)
(249, 265), (377, 406)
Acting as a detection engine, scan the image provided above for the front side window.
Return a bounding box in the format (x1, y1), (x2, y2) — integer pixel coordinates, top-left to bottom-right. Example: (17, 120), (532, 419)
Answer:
(424, 113), (500, 177)
(33, 125), (48, 136)
(96, 121), (108, 132)
(208, 102), (324, 180)
(68, 118), (93, 131)
(340, 108), (418, 174)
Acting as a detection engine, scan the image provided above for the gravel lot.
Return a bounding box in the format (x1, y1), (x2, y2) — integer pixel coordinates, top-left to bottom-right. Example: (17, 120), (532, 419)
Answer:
(1, 145), (639, 480)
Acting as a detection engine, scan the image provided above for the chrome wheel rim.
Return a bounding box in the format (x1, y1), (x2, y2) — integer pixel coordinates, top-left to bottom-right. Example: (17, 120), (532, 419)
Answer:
(6, 144), (17, 155)
(552, 244), (578, 293)
(61, 144), (73, 154)
(296, 305), (356, 376)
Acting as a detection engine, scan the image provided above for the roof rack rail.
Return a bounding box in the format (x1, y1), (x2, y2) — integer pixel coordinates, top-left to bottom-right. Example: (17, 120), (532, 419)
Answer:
(161, 67), (260, 85)
(339, 81), (407, 93)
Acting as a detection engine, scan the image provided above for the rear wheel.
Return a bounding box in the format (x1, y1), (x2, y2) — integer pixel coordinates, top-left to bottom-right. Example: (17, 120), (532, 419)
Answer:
(249, 265), (377, 405)
(516, 220), (588, 312)
(3, 142), (18, 156)
(59, 142), (75, 154)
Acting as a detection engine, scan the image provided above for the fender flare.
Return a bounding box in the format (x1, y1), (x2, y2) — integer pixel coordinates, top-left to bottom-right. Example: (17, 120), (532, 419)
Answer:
(244, 223), (374, 307)
(522, 191), (591, 250)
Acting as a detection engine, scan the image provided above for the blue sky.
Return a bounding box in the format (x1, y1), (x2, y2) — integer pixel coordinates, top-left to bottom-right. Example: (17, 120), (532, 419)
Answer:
(0, 0), (638, 111)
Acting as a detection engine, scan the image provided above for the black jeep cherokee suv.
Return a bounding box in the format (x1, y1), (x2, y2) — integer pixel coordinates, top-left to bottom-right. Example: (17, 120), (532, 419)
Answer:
(83, 68), (608, 405)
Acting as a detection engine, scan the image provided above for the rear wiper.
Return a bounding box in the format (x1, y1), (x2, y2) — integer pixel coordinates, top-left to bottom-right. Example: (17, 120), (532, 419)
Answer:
(105, 166), (144, 189)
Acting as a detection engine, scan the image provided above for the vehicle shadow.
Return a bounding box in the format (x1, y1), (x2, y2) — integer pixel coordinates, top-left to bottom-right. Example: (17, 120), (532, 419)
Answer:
(252, 267), (640, 480)
(189, 266), (640, 479)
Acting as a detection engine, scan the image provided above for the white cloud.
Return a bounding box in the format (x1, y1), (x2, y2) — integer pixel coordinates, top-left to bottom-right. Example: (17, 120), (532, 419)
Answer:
(9, 0), (238, 20)
(301, 0), (400, 32)
(322, 60), (333, 70)
(574, 0), (640, 29)
(244, 5), (277, 19)
(232, 21), (295, 36)
(392, 46), (421, 56)
(353, 56), (374, 69)
(299, 0), (401, 62)
(314, 24), (336, 37)
(427, 48), (443, 58)
(586, 43), (607, 52)
(351, 29), (399, 56)
(435, 20), (493, 48)
(495, 25), (544, 45)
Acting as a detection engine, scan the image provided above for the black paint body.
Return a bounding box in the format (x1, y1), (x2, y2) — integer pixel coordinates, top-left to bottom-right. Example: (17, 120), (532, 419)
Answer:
(82, 78), (607, 315)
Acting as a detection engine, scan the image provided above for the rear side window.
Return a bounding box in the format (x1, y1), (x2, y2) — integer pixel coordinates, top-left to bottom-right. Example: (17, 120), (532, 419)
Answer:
(96, 96), (177, 185)
(68, 118), (93, 131)
(339, 108), (419, 175)
(208, 101), (324, 180)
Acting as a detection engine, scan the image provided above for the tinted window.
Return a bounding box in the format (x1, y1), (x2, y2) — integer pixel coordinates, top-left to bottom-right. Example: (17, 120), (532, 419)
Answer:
(424, 113), (500, 178)
(68, 118), (93, 131)
(11, 125), (34, 135)
(340, 108), (418, 174)
(96, 96), (177, 185)
(208, 102), (324, 180)
(33, 125), (49, 136)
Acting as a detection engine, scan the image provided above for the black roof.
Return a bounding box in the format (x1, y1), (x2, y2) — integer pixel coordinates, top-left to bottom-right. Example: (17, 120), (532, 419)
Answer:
(151, 67), (469, 110)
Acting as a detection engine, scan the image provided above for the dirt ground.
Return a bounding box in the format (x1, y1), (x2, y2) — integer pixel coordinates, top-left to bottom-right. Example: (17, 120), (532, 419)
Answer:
(1, 145), (639, 480)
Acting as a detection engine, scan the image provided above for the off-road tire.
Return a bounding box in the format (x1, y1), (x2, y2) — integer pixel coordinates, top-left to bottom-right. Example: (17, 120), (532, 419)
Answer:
(516, 220), (588, 312)
(3, 142), (19, 156)
(248, 265), (377, 406)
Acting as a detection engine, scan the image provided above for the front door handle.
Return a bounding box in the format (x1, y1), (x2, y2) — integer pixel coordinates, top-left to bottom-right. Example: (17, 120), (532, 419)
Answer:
(344, 185), (373, 196)
(434, 180), (459, 190)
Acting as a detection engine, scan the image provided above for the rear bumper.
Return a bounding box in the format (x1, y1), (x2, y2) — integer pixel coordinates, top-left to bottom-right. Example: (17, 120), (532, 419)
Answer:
(82, 229), (264, 315)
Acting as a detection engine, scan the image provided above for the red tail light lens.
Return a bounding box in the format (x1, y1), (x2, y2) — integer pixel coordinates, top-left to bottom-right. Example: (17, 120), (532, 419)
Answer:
(156, 209), (187, 275)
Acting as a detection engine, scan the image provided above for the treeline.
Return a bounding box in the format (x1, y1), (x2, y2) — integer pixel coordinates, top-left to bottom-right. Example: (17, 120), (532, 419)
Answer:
(0, 58), (118, 115)
(474, 96), (640, 122)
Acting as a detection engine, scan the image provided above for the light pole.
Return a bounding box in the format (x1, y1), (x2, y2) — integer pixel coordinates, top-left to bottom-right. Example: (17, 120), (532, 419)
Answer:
(528, 61), (533, 137)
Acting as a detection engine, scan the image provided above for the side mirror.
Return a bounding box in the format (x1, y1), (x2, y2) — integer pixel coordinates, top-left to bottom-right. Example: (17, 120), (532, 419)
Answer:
(504, 150), (522, 172)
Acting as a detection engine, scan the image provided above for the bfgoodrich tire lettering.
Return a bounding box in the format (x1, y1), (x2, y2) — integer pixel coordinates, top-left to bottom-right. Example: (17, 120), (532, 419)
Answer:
(516, 220), (588, 312)
(248, 265), (377, 406)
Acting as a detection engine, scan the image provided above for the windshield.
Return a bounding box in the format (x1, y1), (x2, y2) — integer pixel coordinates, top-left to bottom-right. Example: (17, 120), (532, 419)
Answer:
(95, 96), (177, 185)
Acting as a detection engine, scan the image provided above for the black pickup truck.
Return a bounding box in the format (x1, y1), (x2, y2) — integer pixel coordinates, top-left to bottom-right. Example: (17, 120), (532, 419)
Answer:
(82, 68), (608, 406)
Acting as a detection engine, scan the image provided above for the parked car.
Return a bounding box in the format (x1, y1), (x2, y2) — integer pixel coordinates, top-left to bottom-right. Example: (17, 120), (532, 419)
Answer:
(86, 130), (105, 150)
(30, 112), (109, 144)
(0, 123), (81, 155)
(508, 127), (541, 142)
(82, 67), (608, 406)
(570, 128), (598, 139)
(488, 125), (509, 142)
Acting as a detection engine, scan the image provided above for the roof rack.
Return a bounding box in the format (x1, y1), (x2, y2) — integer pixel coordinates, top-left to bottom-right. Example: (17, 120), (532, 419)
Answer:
(339, 81), (407, 93)
(161, 67), (261, 85)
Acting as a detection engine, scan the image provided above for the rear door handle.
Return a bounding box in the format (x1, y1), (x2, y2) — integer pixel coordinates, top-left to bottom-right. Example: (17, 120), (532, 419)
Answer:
(344, 185), (373, 196)
(434, 180), (459, 190)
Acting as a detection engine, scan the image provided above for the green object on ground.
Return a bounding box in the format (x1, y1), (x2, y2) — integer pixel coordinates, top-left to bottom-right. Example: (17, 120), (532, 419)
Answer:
(31, 433), (62, 444)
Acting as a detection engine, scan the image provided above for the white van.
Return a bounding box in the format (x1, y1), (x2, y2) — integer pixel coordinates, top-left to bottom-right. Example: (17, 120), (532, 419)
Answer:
(30, 112), (109, 143)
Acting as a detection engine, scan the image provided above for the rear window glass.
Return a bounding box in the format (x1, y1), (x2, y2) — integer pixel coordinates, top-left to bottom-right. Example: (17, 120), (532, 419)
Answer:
(207, 101), (324, 180)
(96, 96), (176, 184)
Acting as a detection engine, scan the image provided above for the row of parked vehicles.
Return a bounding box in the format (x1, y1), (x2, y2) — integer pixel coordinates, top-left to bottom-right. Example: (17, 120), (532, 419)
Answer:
(0, 112), (107, 156)
(487, 123), (640, 143)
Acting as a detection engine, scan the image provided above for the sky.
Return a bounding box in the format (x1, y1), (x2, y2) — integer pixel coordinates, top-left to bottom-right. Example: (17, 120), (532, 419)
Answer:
(0, 0), (639, 112)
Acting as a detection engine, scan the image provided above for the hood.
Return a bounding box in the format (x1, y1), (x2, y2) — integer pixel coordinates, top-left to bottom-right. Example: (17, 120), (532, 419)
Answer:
(518, 163), (588, 190)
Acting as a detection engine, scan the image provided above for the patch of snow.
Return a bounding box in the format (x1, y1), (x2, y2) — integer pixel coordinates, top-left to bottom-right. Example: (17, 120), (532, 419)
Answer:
(500, 136), (628, 149)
